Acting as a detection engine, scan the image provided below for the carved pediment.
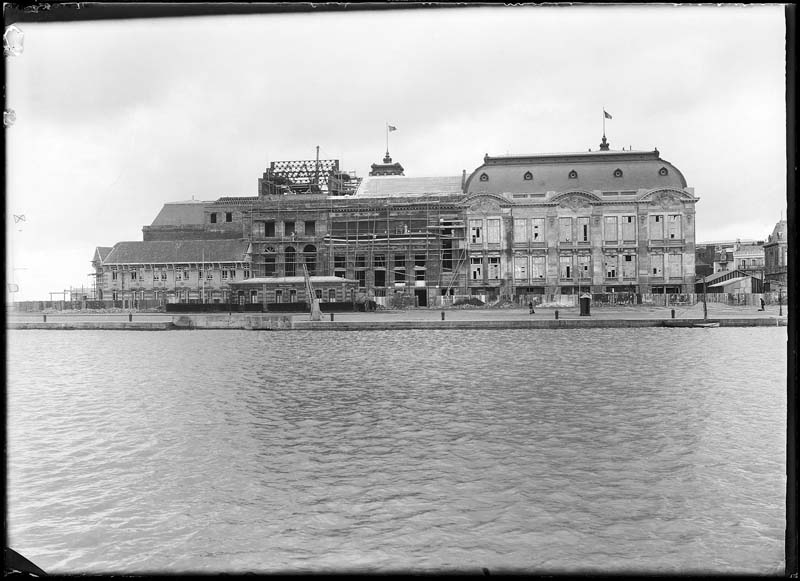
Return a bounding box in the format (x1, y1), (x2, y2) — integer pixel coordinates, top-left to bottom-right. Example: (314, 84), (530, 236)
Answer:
(557, 193), (593, 211)
(649, 190), (683, 209)
(469, 197), (502, 214)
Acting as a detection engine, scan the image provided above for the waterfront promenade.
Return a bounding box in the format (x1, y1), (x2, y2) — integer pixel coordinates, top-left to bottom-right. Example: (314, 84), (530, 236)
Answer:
(7, 302), (788, 330)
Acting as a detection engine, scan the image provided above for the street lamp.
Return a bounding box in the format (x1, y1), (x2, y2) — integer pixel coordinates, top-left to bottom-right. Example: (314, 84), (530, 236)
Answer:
(779, 284), (783, 316)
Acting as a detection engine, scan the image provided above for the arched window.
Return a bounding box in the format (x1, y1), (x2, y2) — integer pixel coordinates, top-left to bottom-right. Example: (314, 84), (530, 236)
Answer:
(479, 172), (489, 182)
(285, 246), (296, 277)
(523, 171), (533, 181)
(569, 169), (578, 179)
(613, 168), (623, 178)
(303, 244), (317, 275)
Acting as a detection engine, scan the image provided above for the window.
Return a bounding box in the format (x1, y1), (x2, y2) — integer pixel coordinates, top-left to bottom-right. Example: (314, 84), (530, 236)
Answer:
(668, 215), (682, 239)
(559, 217), (572, 242)
(250, 290), (258, 304)
(604, 216), (618, 242)
(130, 271), (137, 281)
(487, 219), (501, 244)
(161, 271), (168, 281)
(265, 221), (275, 237)
(622, 216), (636, 241)
(668, 254), (682, 278)
(560, 256), (573, 279)
(523, 171), (533, 181)
(604, 255), (618, 278)
(578, 255), (591, 279)
(613, 168), (623, 178)
(244, 265), (250, 278)
(394, 254), (406, 282)
(305, 221), (315, 236)
(514, 255), (528, 280)
(210, 213), (217, 224)
(531, 255), (546, 280)
(651, 254), (664, 277)
(513, 219), (527, 243)
(649, 215), (664, 239)
(374, 270), (386, 287)
(206, 270), (213, 280)
(577, 217), (590, 242)
(334, 255), (346, 269)
(569, 169), (578, 179)
(622, 255), (636, 279)
(356, 270), (366, 288)
(470, 219), (483, 244)
(659, 167), (669, 176)
(374, 254), (386, 268)
(222, 270), (228, 280)
(415, 254), (426, 281)
(252, 222), (265, 237)
(532, 218), (544, 242)
(315, 289), (323, 299)
(488, 256), (500, 280)
(328, 289), (336, 302)
(225, 212), (232, 222)
(264, 256), (276, 276)
(470, 256), (483, 280)
(111, 271), (118, 281)
(479, 173), (489, 182)
(284, 221), (296, 236)
(289, 290), (297, 303)
(275, 290), (283, 303)
(285, 247), (296, 277)
(355, 255), (366, 268)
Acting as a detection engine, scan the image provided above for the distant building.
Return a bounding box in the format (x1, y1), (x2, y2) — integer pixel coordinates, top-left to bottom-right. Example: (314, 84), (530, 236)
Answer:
(695, 269), (764, 294)
(763, 219), (787, 289)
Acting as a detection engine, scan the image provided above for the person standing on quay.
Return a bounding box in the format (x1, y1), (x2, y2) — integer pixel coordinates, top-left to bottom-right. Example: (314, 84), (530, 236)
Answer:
(760, 297), (766, 311)
(529, 301), (535, 314)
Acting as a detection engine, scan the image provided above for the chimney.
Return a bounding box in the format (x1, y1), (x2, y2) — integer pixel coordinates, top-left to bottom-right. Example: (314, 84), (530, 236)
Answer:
(462, 169), (466, 190)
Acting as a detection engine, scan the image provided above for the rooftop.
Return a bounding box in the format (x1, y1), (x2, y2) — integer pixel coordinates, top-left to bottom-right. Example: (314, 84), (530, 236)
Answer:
(103, 239), (250, 264)
(355, 175), (464, 198)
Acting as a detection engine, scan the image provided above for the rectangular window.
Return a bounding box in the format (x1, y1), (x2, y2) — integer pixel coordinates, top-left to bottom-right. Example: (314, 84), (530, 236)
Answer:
(161, 271), (168, 281)
(487, 219), (501, 244)
(513, 219), (527, 243)
(374, 254), (386, 268)
(668, 253), (682, 278)
(328, 289), (336, 302)
(532, 218), (544, 242)
(374, 269), (386, 287)
(668, 215), (682, 239)
(264, 256), (276, 275)
(314, 289), (323, 300)
(604, 216), (618, 242)
(355, 255), (366, 268)
(622, 254), (636, 279)
(470, 220), (483, 244)
(210, 213), (217, 224)
(488, 256), (500, 279)
(206, 270), (213, 280)
(229, 269), (236, 279)
(289, 290), (297, 303)
(225, 212), (233, 223)
(649, 215), (664, 239)
(275, 289), (283, 303)
(222, 270), (228, 279)
(415, 254), (426, 281)
(244, 266), (251, 279)
(284, 221), (295, 236)
(265, 221), (275, 237)
(651, 254), (664, 277)
(531, 255), (546, 280)
(578, 255), (591, 279)
(470, 256), (483, 280)
(130, 271), (137, 281)
(577, 217), (590, 242)
(604, 255), (618, 278)
(252, 222), (265, 237)
(112, 271), (118, 281)
(394, 254), (406, 282)
(250, 290), (258, 304)
(334, 255), (346, 269)
(560, 256), (573, 279)
(622, 216), (636, 241)
(305, 221), (316, 236)
(559, 217), (572, 242)
(356, 270), (366, 288)
(514, 255), (528, 280)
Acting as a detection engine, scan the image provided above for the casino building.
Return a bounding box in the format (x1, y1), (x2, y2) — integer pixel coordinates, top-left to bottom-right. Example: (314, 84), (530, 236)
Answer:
(92, 134), (698, 307)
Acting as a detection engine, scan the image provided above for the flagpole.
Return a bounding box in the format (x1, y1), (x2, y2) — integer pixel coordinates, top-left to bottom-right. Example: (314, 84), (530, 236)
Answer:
(386, 122), (389, 154)
(602, 107), (605, 137)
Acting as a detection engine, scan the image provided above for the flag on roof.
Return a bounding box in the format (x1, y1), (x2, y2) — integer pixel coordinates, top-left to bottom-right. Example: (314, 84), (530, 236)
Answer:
(603, 110), (612, 119)
(387, 124), (397, 132)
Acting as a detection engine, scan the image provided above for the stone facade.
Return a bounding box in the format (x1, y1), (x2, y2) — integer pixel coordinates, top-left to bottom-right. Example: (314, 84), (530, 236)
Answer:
(763, 219), (788, 288)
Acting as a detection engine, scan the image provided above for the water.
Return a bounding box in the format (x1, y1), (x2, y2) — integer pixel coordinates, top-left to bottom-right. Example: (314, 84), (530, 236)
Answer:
(6, 328), (786, 574)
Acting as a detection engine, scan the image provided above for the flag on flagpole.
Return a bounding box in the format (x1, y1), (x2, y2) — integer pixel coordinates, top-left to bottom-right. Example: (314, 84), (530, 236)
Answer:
(603, 110), (612, 120)
(387, 125), (397, 132)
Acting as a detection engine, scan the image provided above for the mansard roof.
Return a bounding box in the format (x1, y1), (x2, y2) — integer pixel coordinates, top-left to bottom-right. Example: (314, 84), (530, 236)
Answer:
(150, 201), (209, 227)
(464, 148), (687, 195)
(103, 239), (250, 265)
(355, 175), (464, 198)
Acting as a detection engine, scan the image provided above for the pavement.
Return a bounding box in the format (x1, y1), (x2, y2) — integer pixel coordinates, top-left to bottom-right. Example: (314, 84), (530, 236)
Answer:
(6, 303), (788, 324)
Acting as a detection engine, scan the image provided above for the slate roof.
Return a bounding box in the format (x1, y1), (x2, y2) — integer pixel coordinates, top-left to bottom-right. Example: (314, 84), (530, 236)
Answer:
(94, 246), (113, 263)
(103, 240), (250, 264)
(150, 201), (209, 226)
(708, 276), (749, 288)
(699, 269), (751, 284)
(464, 149), (688, 195)
(355, 175), (464, 198)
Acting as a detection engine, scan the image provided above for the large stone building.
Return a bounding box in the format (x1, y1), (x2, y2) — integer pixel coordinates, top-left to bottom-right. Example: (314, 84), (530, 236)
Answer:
(92, 136), (698, 307)
(763, 219), (788, 289)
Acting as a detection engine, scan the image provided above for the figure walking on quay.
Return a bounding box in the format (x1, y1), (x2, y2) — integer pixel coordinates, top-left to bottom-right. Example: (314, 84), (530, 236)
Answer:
(529, 301), (535, 315)
(759, 297), (766, 311)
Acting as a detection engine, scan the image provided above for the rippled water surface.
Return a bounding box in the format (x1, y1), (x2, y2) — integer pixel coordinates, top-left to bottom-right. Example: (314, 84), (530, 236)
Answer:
(7, 328), (786, 574)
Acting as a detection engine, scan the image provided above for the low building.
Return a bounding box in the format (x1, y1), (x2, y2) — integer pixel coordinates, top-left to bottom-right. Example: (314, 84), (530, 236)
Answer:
(695, 269), (764, 294)
(228, 275), (359, 308)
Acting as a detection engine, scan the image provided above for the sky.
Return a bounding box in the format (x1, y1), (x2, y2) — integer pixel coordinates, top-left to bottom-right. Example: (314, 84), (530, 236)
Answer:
(5, 5), (788, 301)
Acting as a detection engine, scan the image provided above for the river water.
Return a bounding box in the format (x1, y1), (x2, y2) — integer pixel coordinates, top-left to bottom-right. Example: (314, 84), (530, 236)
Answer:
(6, 328), (786, 574)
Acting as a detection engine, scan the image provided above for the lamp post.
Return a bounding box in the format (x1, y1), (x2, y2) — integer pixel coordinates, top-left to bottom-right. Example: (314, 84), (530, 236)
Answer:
(779, 284), (783, 316)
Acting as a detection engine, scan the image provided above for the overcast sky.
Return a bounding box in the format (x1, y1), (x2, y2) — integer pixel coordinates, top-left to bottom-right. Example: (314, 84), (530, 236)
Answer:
(6, 5), (787, 301)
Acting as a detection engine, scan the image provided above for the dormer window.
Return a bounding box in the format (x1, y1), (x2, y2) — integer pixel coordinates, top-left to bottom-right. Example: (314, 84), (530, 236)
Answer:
(659, 167), (669, 176)
(568, 170), (578, 179)
(613, 168), (623, 178)
(523, 171), (533, 181)
(479, 173), (489, 182)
